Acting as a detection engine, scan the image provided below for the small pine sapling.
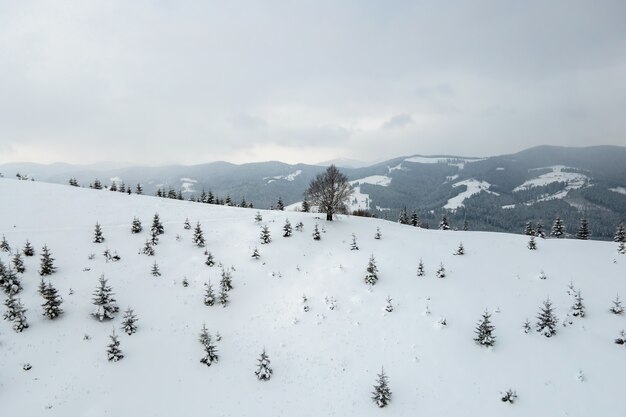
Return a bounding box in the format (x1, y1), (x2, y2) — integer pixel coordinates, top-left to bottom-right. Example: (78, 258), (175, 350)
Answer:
(260, 225), (271, 244)
(91, 275), (119, 321)
(121, 307), (138, 335)
(374, 227), (382, 240)
(23, 240), (35, 256)
(41, 281), (63, 319)
(151, 261), (161, 277)
(151, 213), (165, 236)
(12, 251), (25, 273)
(454, 242), (465, 256)
(538, 270), (547, 280)
(199, 324), (219, 366)
(107, 329), (124, 362)
(364, 255), (379, 286)
(204, 282), (216, 306)
(435, 263), (446, 279)
(474, 310), (496, 347)
(205, 252), (215, 267)
(371, 367), (391, 408)
(312, 224), (321, 241)
(283, 219), (292, 237)
(385, 296), (393, 313)
(501, 389), (517, 404)
(11, 298), (29, 332)
(0, 235), (10, 252)
(610, 294), (624, 315)
(93, 222), (105, 243)
(192, 222), (205, 247)
(255, 349), (273, 381)
(220, 267), (233, 291)
(218, 283), (229, 307)
(618, 241), (626, 255)
(416, 259), (425, 277)
(2, 294), (18, 321)
(350, 234), (359, 250)
(254, 212), (263, 223)
(1, 267), (22, 295)
(571, 290), (585, 318)
(295, 222), (304, 232)
(184, 218), (191, 230)
(142, 239), (155, 256)
(615, 330), (626, 345)
(251, 247), (260, 260)
(38, 245), (57, 276)
(536, 297), (558, 337)
(527, 235), (537, 250)
(131, 217), (143, 234)
(522, 318), (532, 334)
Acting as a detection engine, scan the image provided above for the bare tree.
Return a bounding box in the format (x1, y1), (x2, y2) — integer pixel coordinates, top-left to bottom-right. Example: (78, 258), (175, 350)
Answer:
(305, 165), (352, 221)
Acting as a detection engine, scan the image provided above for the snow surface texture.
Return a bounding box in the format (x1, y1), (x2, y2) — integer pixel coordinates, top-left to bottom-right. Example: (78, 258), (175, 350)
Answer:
(1, 179), (626, 417)
(444, 179), (497, 210)
(347, 175), (392, 212)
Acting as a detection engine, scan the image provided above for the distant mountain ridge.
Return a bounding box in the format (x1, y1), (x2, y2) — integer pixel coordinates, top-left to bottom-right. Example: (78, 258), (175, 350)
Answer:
(1, 145), (625, 239)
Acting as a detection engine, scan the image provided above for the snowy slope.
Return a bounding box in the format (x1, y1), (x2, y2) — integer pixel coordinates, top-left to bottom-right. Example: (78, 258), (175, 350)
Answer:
(1, 179), (626, 417)
(444, 179), (497, 210)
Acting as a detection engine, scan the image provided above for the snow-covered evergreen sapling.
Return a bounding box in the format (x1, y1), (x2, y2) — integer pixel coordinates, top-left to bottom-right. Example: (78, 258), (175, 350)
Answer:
(260, 225), (271, 244)
(23, 240), (35, 256)
(536, 297), (558, 337)
(93, 222), (105, 243)
(91, 274), (119, 321)
(254, 212), (263, 223)
(350, 234), (359, 250)
(295, 222), (304, 232)
(205, 252), (215, 267)
(199, 324), (219, 366)
(417, 259), (425, 277)
(276, 197), (285, 211)
(283, 219), (292, 237)
(572, 290), (585, 318)
(374, 227), (382, 240)
(551, 216), (565, 238)
(522, 318), (532, 334)
(251, 247), (260, 259)
(3, 294), (18, 321)
(527, 235), (537, 250)
(38, 245), (56, 276)
(151, 213), (165, 235)
(255, 349), (273, 381)
(107, 329), (124, 362)
(536, 223), (546, 238)
(12, 251), (25, 273)
(1, 267), (22, 295)
(121, 307), (138, 335)
(41, 281), (63, 319)
(524, 221), (535, 236)
(371, 367), (391, 408)
(11, 298), (29, 332)
(184, 218), (191, 230)
(615, 330), (626, 345)
(501, 389), (517, 404)
(454, 242), (465, 255)
(610, 294), (624, 315)
(385, 296), (393, 312)
(615, 223), (626, 243)
(474, 310), (496, 347)
(151, 261), (161, 277)
(142, 239), (155, 255)
(218, 283), (229, 307)
(192, 222), (205, 247)
(312, 224), (321, 241)
(131, 217), (143, 234)
(364, 255), (379, 285)
(0, 235), (10, 252)
(618, 241), (626, 255)
(220, 267), (233, 291)
(436, 263), (446, 278)
(439, 214), (450, 230)
(576, 217), (590, 240)
(204, 282), (216, 306)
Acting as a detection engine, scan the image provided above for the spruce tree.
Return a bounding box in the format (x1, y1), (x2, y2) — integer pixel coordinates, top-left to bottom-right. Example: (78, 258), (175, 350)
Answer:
(184, 218), (191, 230)
(131, 217), (143, 234)
(135, 183), (143, 194)
(199, 324), (219, 366)
(192, 222), (205, 247)
(91, 275), (119, 321)
(218, 282), (229, 307)
(11, 251), (26, 274)
(610, 294), (624, 315)
(3, 293), (18, 321)
(205, 252), (215, 267)
(204, 282), (216, 306)
(150, 227), (159, 245)
(364, 255), (379, 285)
(398, 207), (409, 225)
(436, 263), (446, 278)
(109, 182), (118, 192)
(385, 296), (393, 312)
(142, 239), (155, 256)
(0, 235), (10, 252)
(93, 222), (105, 243)
(1, 267), (22, 295)
(301, 200), (310, 212)
(474, 310), (496, 347)
(524, 222), (534, 236)
(410, 210), (420, 227)
(260, 225), (271, 244)
(350, 234), (359, 250)
(576, 217), (590, 240)
(527, 235), (537, 250)
(371, 367), (391, 408)
(11, 298), (29, 332)
(23, 240), (35, 256)
(276, 197), (285, 211)
(551, 216), (565, 238)
(41, 281), (63, 319)
(93, 179), (102, 190)
(439, 214), (450, 230)
(220, 267), (233, 291)
(536, 223), (546, 238)
(254, 212), (263, 223)
(151, 261), (161, 277)
(37, 277), (46, 296)
(251, 247), (260, 259)
(38, 245), (56, 276)
(536, 297), (558, 337)
(312, 224), (321, 241)
(255, 349), (273, 380)
(374, 227), (382, 240)
(572, 290), (585, 317)
(454, 242), (465, 255)
(614, 223), (626, 243)
(417, 259), (425, 277)
(120, 307), (138, 335)
(151, 213), (164, 236)
(283, 219), (292, 237)
(107, 329), (124, 362)
(619, 241), (626, 255)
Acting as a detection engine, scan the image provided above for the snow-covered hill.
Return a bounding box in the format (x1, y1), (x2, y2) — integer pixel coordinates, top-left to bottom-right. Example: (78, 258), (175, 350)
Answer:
(1, 179), (625, 417)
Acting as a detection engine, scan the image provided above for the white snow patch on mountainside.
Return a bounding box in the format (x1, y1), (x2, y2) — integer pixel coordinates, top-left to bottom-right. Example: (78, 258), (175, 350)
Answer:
(265, 170), (302, 184)
(444, 179), (496, 209)
(1, 179), (625, 417)
(350, 175), (392, 187)
(404, 156), (485, 170)
(180, 177), (198, 183)
(610, 187), (626, 195)
(513, 166), (588, 192)
(346, 176), (392, 212)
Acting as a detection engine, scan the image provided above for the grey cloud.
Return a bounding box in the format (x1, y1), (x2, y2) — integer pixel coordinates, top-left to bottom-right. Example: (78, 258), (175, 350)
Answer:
(382, 114), (415, 130)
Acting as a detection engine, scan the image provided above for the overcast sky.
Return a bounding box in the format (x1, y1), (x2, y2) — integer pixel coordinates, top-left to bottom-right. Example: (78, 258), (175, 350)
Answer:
(1, 0), (625, 166)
